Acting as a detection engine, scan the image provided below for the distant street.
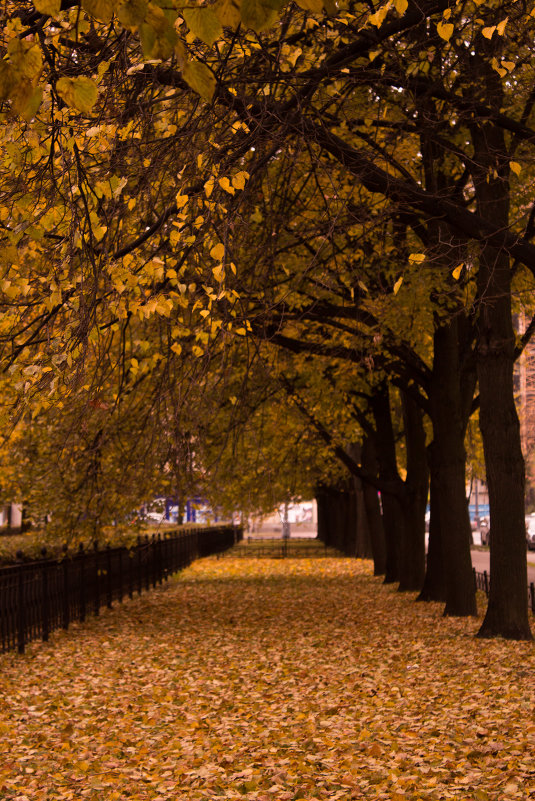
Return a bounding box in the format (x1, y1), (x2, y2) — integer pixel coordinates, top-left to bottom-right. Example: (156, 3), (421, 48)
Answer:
(471, 548), (535, 585)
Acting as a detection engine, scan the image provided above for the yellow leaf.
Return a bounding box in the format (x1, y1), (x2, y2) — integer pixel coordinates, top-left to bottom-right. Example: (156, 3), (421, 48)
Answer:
(510, 161), (521, 176)
(232, 171), (249, 190)
(212, 264), (224, 282)
(496, 17), (508, 35)
(452, 264), (463, 280)
(409, 253), (425, 264)
(175, 193), (189, 209)
(171, 342), (182, 355)
(200, 309), (210, 318)
(295, 0), (323, 12)
(204, 177), (215, 198)
(34, 0), (62, 14)
(437, 20), (454, 41)
(218, 177), (235, 194)
(368, 3), (390, 27)
(210, 243), (225, 260)
(394, 0), (407, 15)
(393, 276), (403, 294)
(482, 25), (496, 38)
(491, 57), (507, 77)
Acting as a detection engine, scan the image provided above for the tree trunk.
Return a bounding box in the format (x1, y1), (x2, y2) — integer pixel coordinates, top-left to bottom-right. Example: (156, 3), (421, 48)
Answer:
(371, 385), (404, 584)
(315, 483), (358, 556)
(346, 442), (373, 559)
(361, 436), (387, 575)
(471, 91), (532, 639)
(398, 391), (428, 592)
(428, 320), (477, 615)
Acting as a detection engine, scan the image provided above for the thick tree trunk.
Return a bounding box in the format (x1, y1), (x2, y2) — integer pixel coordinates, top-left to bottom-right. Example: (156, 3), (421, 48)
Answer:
(428, 320), (477, 615)
(346, 442), (373, 559)
(361, 436), (387, 575)
(315, 483), (358, 556)
(471, 67), (532, 640)
(398, 391), (428, 591)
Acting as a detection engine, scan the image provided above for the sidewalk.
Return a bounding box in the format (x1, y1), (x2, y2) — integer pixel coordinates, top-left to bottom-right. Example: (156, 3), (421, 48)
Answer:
(1, 556), (534, 800)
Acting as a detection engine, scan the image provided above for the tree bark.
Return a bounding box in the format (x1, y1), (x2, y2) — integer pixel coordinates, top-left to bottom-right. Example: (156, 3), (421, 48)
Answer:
(361, 436), (387, 575)
(371, 385), (404, 584)
(399, 391), (428, 592)
(471, 82), (532, 638)
(347, 442), (373, 559)
(428, 319), (477, 615)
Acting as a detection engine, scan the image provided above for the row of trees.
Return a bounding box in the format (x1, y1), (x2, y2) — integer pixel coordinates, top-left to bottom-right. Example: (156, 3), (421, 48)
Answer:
(0, 0), (535, 638)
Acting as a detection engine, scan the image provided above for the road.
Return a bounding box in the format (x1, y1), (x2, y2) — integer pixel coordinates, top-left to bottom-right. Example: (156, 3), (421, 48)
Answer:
(471, 548), (535, 585)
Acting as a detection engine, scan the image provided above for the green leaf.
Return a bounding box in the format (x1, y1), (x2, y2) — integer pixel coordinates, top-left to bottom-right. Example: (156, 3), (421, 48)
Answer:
(240, 0), (283, 32)
(56, 76), (99, 113)
(214, 0), (241, 27)
(7, 40), (43, 80)
(82, 0), (114, 22)
(12, 85), (43, 121)
(34, 0), (62, 15)
(0, 61), (15, 103)
(139, 6), (178, 59)
(183, 7), (223, 45)
(117, 0), (148, 28)
(182, 60), (216, 101)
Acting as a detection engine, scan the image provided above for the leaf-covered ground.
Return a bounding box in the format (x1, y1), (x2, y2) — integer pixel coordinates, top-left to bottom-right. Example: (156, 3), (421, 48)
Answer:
(1, 557), (535, 801)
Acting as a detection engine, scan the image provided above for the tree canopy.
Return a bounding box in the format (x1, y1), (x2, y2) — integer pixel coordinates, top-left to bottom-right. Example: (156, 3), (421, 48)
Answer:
(2, 0), (535, 637)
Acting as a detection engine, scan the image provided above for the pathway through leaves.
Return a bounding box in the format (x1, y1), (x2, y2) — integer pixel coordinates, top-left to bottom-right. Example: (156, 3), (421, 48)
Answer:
(1, 558), (534, 800)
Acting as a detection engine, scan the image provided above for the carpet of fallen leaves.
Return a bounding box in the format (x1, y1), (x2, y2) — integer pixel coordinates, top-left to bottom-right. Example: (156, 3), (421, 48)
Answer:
(1, 556), (535, 801)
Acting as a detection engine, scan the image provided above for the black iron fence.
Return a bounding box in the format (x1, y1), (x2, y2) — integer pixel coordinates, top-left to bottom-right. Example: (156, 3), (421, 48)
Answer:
(0, 525), (241, 654)
(474, 568), (535, 613)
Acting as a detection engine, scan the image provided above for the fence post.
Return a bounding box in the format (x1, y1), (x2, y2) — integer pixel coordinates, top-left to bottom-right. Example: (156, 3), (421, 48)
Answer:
(128, 547), (134, 600)
(16, 553), (25, 655)
(118, 548), (124, 604)
(106, 545), (113, 609)
(145, 535), (150, 590)
(483, 570), (489, 595)
(78, 543), (86, 622)
(473, 567), (477, 590)
(94, 541), (100, 616)
(157, 534), (163, 585)
(41, 548), (49, 643)
(531, 582), (535, 614)
(61, 544), (70, 631)
(137, 536), (143, 595)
